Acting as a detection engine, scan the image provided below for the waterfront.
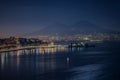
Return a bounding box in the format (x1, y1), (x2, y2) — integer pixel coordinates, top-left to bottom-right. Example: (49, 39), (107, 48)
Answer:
(0, 41), (120, 80)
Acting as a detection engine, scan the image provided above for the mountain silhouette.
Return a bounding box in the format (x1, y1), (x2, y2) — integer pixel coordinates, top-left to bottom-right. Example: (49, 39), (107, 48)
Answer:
(27, 21), (114, 36)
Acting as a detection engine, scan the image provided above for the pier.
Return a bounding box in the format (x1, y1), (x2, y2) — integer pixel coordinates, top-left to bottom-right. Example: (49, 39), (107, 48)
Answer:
(68, 42), (95, 48)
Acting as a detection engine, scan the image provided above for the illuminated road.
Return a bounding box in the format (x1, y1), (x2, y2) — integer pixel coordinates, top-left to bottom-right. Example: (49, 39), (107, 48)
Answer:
(0, 45), (68, 53)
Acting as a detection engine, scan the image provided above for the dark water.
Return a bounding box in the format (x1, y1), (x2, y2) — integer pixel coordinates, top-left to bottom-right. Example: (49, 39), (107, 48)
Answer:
(0, 41), (120, 80)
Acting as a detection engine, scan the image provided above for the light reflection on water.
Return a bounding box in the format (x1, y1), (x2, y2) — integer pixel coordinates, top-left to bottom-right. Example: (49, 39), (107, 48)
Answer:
(0, 46), (70, 74)
(68, 64), (103, 80)
(0, 42), (120, 80)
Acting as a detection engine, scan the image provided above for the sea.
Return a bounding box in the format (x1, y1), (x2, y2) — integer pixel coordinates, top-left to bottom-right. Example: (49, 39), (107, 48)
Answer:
(0, 41), (120, 80)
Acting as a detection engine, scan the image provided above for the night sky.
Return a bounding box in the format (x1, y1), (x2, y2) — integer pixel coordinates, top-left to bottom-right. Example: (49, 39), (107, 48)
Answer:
(0, 0), (120, 37)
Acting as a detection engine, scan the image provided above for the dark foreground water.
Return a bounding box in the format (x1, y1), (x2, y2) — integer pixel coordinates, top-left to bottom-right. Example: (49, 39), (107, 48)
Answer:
(0, 41), (120, 80)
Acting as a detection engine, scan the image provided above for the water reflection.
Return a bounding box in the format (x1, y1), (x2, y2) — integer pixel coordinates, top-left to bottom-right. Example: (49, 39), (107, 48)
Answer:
(0, 47), (105, 80)
(0, 45), (85, 74)
(0, 42), (119, 80)
(1, 53), (5, 70)
(0, 47), (70, 74)
(39, 45), (67, 54)
(68, 64), (104, 80)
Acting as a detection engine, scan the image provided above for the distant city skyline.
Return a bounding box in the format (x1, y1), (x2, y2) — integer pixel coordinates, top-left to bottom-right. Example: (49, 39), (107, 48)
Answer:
(0, 0), (120, 37)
